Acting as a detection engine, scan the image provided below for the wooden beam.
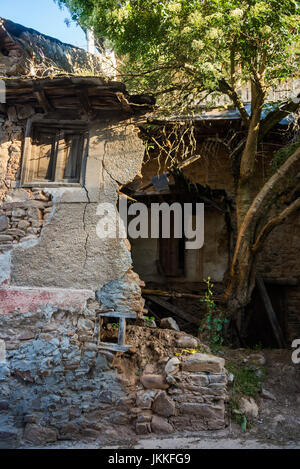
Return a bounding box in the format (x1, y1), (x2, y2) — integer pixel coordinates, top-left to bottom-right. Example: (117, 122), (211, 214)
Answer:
(178, 154), (202, 170)
(256, 276), (286, 348)
(263, 277), (299, 286)
(77, 88), (92, 114)
(118, 317), (126, 346)
(146, 295), (200, 326)
(98, 343), (132, 353)
(96, 311), (137, 319)
(142, 288), (225, 303)
(33, 89), (54, 113)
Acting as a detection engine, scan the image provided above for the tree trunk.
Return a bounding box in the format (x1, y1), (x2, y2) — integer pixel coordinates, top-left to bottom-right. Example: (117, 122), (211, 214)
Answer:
(225, 87), (264, 336)
(225, 229), (257, 338)
(225, 144), (300, 341)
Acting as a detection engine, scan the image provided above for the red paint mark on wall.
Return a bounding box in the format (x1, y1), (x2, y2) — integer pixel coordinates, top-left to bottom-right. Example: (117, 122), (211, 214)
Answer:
(0, 287), (94, 314)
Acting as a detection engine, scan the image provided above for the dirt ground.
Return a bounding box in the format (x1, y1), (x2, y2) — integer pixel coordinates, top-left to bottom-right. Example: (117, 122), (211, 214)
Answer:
(223, 347), (300, 444)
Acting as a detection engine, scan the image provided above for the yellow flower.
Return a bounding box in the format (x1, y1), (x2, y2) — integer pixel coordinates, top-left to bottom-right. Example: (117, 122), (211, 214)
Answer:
(230, 8), (244, 19)
(189, 11), (205, 28)
(207, 28), (222, 40)
(169, 2), (182, 13)
(192, 39), (205, 51)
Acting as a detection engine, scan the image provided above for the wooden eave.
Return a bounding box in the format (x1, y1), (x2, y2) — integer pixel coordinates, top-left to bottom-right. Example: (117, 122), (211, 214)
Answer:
(3, 76), (153, 115)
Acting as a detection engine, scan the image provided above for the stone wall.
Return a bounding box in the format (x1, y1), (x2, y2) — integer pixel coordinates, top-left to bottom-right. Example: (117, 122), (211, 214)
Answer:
(0, 305), (135, 448)
(0, 107), (146, 301)
(0, 191), (53, 251)
(0, 311), (228, 447)
(0, 105), (149, 446)
(134, 353), (227, 435)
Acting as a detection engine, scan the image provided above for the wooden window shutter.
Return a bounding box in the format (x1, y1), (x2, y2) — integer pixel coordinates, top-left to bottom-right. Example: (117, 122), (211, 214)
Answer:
(30, 128), (56, 182)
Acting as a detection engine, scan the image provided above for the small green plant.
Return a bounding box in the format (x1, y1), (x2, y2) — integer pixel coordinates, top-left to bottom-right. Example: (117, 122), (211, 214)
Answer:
(226, 360), (266, 432)
(199, 277), (228, 348)
(111, 323), (119, 329)
(226, 361), (264, 397)
(144, 316), (155, 327)
(253, 342), (263, 351)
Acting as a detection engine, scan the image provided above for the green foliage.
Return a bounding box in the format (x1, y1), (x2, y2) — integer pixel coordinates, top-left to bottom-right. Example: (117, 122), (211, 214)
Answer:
(272, 135), (300, 171)
(226, 359), (266, 431)
(226, 360), (264, 397)
(144, 315), (155, 326)
(199, 277), (228, 348)
(57, 0), (300, 115)
(111, 322), (119, 329)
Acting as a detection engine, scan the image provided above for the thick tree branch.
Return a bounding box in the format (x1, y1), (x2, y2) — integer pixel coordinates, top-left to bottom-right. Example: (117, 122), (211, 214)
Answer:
(239, 84), (265, 182)
(252, 197), (300, 253)
(230, 144), (300, 274)
(259, 93), (300, 141)
(218, 79), (250, 127)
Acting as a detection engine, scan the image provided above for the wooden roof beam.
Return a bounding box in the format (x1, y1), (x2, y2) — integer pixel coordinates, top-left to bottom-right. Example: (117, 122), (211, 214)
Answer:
(77, 88), (92, 115)
(33, 87), (54, 113)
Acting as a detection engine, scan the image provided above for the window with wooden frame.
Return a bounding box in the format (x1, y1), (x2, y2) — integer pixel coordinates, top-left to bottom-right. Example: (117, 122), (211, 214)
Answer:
(21, 122), (88, 186)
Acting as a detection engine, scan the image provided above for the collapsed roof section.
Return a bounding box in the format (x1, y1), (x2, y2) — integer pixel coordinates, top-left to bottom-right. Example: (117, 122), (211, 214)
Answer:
(0, 17), (109, 78)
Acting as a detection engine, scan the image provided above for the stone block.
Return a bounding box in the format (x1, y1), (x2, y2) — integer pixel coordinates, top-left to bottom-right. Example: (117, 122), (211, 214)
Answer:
(23, 424), (58, 445)
(160, 317), (180, 331)
(165, 357), (180, 376)
(136, 391), (155, 409)
(136, 422), (151, 435)
(176, 335), (199, 349)
(0, 216), (8, 232)
(182, 353), (225, 373)
(151, 415), (174, 434)
(179, 402), (225, 420)
(140, 374), (169, 390)
(152, 391), (176, 417)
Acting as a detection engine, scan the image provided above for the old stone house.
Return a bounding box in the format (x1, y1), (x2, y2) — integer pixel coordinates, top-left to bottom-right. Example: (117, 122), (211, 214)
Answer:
(0, 19), (228, 447)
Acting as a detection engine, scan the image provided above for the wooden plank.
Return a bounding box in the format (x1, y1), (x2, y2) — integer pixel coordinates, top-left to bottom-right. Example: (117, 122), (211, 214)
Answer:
(97, 311), (137, 319)
(146, 295), (199, 326)
(34, 89), (54, 113)
(178, 154), (202, 170)
(118, 317), (126, 346)
(256, 276), (286, 348)
(77, 88), (92, 114)
(142, 288), (224, 302)
(98, 343), (132, 353)
(263, 277), (299, 286)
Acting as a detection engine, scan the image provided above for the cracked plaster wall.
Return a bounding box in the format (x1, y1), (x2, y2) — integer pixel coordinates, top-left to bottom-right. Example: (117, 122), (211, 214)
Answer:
(0, 110), (146, 310)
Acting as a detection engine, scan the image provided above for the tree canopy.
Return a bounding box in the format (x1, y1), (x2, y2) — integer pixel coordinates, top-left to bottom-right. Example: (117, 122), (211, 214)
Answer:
(57, 0), (300, 334)
(57, 0), (300, 115)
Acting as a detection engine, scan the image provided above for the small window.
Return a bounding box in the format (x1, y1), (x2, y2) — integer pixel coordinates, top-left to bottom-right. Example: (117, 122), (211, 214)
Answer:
(22, 123), (87, 186)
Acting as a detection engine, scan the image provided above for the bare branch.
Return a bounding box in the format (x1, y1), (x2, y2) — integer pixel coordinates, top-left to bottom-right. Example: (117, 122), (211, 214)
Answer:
(252, 197), (300, 253)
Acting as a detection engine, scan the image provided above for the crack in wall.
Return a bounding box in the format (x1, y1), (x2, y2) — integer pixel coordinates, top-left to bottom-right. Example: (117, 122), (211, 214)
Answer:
(82, 185), (91, 270)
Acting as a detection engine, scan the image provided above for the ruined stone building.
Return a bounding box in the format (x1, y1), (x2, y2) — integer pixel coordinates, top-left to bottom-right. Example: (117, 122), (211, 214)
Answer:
(0, 19), (228, 447)
(0, 17), (299, 448)
(124, 109), (300, 348)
